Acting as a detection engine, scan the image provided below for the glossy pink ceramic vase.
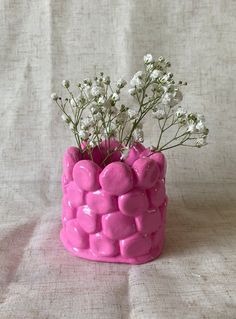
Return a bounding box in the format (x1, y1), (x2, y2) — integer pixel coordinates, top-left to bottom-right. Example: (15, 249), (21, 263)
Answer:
(60, 140), (167, 264)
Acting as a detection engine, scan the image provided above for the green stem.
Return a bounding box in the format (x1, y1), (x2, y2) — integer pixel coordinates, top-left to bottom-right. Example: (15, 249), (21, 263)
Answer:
(156, 107), (171, 150)
(159, 132), (189, 151)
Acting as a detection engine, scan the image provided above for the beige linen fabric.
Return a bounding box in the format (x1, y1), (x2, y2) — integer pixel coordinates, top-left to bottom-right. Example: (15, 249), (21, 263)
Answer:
(0, 1), (236, 318)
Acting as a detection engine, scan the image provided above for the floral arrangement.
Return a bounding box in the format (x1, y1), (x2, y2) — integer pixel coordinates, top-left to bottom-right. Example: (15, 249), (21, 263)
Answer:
(51, 54), (209, 164)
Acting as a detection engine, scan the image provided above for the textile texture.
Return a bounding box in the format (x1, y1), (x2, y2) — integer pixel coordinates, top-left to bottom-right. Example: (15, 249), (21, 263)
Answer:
(0, 0), (235, 318)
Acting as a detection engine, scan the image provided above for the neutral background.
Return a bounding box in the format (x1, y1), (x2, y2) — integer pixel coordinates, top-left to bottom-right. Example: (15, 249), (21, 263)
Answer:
(0, 1), (235, 318)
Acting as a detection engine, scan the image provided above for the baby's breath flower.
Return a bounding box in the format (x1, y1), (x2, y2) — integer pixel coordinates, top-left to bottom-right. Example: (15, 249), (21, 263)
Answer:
(78, 130), (89, 140)
(134, 71), (143, 78)
(196, 137), (207, 148)
(91, 85), (102, 97)
(81, 117), (94, 130)
(133, 128), (144, 143)
(144, 54), (154, 64)
(98, 95), (106, 105)
(103, 76), (110, 85)
(153, 109), (166, 120)
(83, 78), (92, 86)
(176, 107), (186, 118)
(117, 78), (127, 88)
(130, 77), (142, 88)
(146, 63), (154, 72)
(158, 56), (165, 62)
(90, 104), (98, 114)
(111, 92), (120, 102)
(130, 71), (144, 88)
(128, 88), (136, 96)
(195, 121), (206, 133)
(51, 92), (58, 101)
(150, 69), (162, 80)
(61, 114), (70, 123)
(187, 123), (196, 133)
(89, 140), (97, 148)
(162, 90), (183, 107)
(187, 112), (198, 123)
(62, 80), (70, 88)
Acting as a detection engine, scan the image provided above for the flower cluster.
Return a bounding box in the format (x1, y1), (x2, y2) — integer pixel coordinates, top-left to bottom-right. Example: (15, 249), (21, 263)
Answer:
(51, 54), (209, 161)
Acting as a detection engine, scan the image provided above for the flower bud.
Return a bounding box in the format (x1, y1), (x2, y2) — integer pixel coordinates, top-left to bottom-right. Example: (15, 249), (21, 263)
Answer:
(51, 93), (58, 101)
(62, 80), (70, 88)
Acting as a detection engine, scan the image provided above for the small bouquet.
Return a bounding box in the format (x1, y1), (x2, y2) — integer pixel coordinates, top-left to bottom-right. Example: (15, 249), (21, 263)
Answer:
(51, 54), (209, 164)
(52, 54), (209, 264)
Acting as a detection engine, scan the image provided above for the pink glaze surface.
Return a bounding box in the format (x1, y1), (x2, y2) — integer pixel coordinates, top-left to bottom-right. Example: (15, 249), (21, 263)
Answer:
(60, 142), (168, 264)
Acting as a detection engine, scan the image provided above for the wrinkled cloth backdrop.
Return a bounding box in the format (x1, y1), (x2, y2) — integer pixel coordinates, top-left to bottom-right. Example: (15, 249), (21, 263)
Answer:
(0, 1), (236, 318)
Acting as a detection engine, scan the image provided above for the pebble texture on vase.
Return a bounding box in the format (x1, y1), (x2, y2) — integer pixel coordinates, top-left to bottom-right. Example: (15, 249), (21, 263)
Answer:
(60, 142), (168, 265)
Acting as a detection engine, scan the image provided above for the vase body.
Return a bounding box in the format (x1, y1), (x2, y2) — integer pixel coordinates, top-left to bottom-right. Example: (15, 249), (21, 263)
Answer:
(60, 142), (167, 265)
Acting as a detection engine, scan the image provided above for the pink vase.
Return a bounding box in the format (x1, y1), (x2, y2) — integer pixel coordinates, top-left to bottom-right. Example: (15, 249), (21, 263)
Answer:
(60, 141), (168, 265)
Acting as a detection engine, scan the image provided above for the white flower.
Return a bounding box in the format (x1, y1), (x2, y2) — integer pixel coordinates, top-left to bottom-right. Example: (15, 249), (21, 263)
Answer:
(153, 109), (166, 120)
(133, 128), (144, 143)
(98, 95), (106, 105)
(78, 130), (89, 140)
(83, 78), (92, 85)
(103, 76), (110, 85)
(162, 92), (172, 105)
(150, 69), (162, 80)
(81, 117), (94, 130)
(62, 80), (70, 88)
(89, 140), (97, 148)
(130, 77), (143, 88)
(91, 85), (102, 97)
(187, 123), (196, 133)
(61, 114), (69, 122)
(196, 121), (206, 133)
(70, 98), (79, 107)
(51, 92), (58, 101)
(146, 63), (154, 72)
(162, 90), (183, 107)
(196, 137), (207, 148)
(144, 54), (154, 64)
(158, 56), (165, 62)
(128, 109), (139, 119)
(117, 78), (127, 88)
(130, 71), (144, 88)
(134, 71), (143, 78)
(176, 107), (186, 118)
(90, 104), (98, 114)
(128, 88), (136, 96)
(111, 92), (120, 101)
